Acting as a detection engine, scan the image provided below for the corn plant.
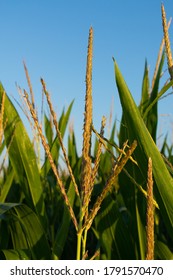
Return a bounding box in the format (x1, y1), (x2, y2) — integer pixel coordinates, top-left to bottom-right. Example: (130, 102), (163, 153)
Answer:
(0, 4), (173, 260)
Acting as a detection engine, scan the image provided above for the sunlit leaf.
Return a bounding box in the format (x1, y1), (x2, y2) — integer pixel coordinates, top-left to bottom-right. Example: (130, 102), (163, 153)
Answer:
(114, 59), (173, 240)
(0, 84), (46, 226)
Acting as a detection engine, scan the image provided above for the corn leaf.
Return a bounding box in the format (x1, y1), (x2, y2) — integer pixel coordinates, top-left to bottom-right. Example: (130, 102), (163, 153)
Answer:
(0, 169), (15, 203)
(95, 194), (136, 259)
(114, 59), (173, 239)
(145, 52), (164, 141)
(68, 129), (78, 168)
(0, 249), (31, 260)
(0, 84), (46, 225)
(0, 203), (51, 260)
(139, 60), (150, 116)
(41, 100), (74, 176)
(52, 179), (76, 259)
(155, 240), (173, 259)
(44, 113), (54, 146)
(143, 79), (173, 120)
(135, 203), (146, 260)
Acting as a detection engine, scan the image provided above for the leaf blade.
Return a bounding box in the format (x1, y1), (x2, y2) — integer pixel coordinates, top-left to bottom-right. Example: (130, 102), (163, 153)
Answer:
(114, 59), (173, 239)
(0, 84), (46, 225)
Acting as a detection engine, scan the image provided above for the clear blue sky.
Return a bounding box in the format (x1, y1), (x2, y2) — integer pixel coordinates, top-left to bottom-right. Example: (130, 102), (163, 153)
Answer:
(1, 0), (173, 155)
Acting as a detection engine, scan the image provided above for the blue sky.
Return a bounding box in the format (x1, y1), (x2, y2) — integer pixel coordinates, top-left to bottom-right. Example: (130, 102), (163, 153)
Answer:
(1, 0), (173, 155)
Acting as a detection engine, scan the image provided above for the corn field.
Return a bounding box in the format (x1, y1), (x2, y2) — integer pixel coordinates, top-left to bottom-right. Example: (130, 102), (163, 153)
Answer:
(0, 4), (173, 260)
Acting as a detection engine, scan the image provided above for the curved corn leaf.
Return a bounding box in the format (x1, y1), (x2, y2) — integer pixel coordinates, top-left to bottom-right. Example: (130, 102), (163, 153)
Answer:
(0, 84), (46, 225)
(0, 249), (31, 260)
(0, 203), (51, 260)
(155, 240), (173, 260)
(95, 194), (136, 260)
(114, 59), (173, 239)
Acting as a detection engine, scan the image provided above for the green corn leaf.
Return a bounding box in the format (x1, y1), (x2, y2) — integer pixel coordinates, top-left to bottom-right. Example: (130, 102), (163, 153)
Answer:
(145, 52), (164, 141)
(0, 203), (51, 260)
(143, 78), (173, 120)
(109, 120), (117, 143)
(139, 53), (165, 141)
(95, 194), (136, 259)
(41, 100), (74, 177)
(155, 240), (173, 260)
(135, 203), (146, 260)
(139, 60), (150, 116)
(0, 249), (31, 260)
(113, 59), (173, 239)
(0, 84), (46, 226)
(0, 139), (5, 155)
(0, 169), (15, 203)
(52, 179), (76, 259)
(44, 113), (54, 146)
(59, 100), (74, 137)
(68, 129), (78, 168)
